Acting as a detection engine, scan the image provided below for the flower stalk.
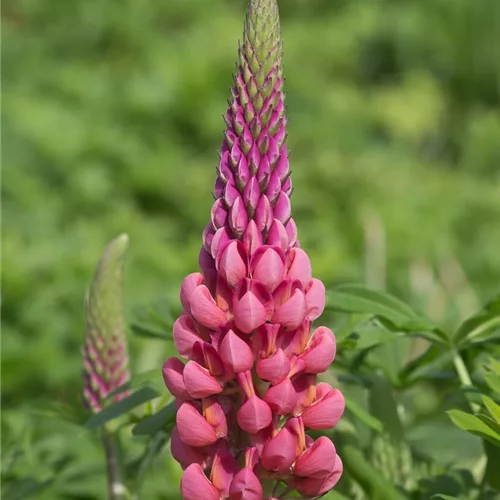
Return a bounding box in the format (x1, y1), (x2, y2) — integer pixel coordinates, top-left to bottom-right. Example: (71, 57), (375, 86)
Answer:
(162, 1), (345, 498)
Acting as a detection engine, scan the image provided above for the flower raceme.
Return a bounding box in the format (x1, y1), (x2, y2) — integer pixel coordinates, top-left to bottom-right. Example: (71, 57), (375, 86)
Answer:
(162, 1), (345, 498)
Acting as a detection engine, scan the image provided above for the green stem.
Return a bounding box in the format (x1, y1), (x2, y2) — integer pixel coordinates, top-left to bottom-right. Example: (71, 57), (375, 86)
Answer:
(102, 429), (127, 500)
(452, 348), (480, 413)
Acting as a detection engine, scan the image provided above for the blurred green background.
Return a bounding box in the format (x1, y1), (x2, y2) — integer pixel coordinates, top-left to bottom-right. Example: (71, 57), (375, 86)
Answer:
(2, 0), (500, 498)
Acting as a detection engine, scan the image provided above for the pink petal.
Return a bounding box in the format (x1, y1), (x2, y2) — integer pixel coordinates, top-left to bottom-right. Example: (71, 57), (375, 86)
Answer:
(180, 273), (205, 313)
(299, 327), (336, 374)
(286, 248), (312, 289)
(301, 385), (345, 430)
(183, 360), (223, 399)
(173, 314), (204, 358)
(242, 220), (263, 256)
(211, 226), (232, 259)
(294, 455), (343, 496)
(198, 248), (216, 281)
(170, 427), (207, 469)
(220, 329), (254, 373)
(294, 436), (337, 478)
(292, 374), (317, 416)
(281, 320), (311, 357)
(234, 291), (267, 334)
(273, 192), (291, 225)
(203, 342), (226, 378)
(237, 395), (272, 434)
(176, 403), (217, 447)
(210, 448), (239, 498)
(211, 198), (228, 229)
(285, 219), (298, 248)
(263, 378), (297, 415)
(272, 289), (307, 330)
(162, 357), (190, 400)
(267, 219), (288, 252)
(265, 171), (281, 204)
(229, 468), (263, 500)
(202, 397), (228, 439)
(216, 240), (248, 287)
(190, 285), (227, 329)
(260, 427), (297, 473)
(229, 196), (249, 237)
(305, 278), (326, 320)
(255, 195), (272, 232)
(256, 349), (290, 385)
(250, 246), (285, 292)
(242, 177), (261, 214)
(181, 464), (221, 500)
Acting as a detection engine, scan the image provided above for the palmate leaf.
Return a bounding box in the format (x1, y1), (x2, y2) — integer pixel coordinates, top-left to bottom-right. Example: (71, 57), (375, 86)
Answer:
(482, 396), (500, 423)
(447, 409), (500, 447)
(130, 300), (177, 342)
(454, 293), (500, 346)
(326, 285), (447, 343)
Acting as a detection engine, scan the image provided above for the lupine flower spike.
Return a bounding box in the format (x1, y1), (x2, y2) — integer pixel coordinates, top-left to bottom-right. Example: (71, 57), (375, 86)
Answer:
(83, 234), (130, 413)
(163, 1), (345, 498)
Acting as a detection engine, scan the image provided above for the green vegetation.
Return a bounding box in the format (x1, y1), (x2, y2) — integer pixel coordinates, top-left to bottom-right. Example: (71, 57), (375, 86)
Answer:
(2, 0), (499, 499)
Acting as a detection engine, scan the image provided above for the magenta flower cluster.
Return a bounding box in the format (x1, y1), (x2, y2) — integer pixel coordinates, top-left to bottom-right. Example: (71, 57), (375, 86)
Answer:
(162, 1), (345, 498)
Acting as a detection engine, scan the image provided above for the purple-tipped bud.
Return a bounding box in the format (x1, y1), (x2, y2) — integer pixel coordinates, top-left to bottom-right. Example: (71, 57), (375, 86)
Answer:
(82, 234), (130, 413)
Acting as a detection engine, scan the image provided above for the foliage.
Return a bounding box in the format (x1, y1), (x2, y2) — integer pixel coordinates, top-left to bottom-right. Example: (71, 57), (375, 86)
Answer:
(2, 0), (500, 498)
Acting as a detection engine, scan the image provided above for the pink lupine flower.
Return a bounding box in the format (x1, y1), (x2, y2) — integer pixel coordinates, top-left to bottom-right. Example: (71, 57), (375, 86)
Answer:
(83, 234), (130, 413)
(162, 0), (345, 497)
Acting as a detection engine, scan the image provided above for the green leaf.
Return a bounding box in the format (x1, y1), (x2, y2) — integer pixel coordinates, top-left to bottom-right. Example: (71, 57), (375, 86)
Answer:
(484, 440), (500, 490)
(368, 374), (405, 441)
(348, 327), (399, 350)
(476, 414), (500, 438)
(341, 445), (406, 500)
(484, 373), (500, 394)
(483, 396), (500, 423)
(447, 409), (500, 447)
(85, 386), (161, 431)
(326, 285), (447, 343)
(344, 395), (384, 433)
(3, 478), (54, 500)
(326, 285), (418, 321)
(454, 293), (500, 345)
(489, 357), (500, 376)
(131, 300), (175, 342)
(401, 344), (453, 385)
(132, 402), (176, 436)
